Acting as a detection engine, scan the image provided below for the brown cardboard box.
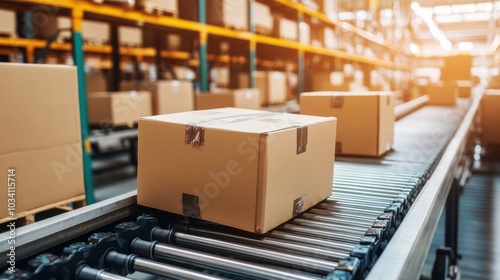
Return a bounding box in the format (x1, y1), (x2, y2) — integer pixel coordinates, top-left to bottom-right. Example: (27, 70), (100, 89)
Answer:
(120, 80), (194, 114)
(196, 89), (260, 110)
(0, 63), (84, 220)
(300, 92), (395, 156)
(426, 83), (458, 105)
(86, 72), (107, 93)
(481, 90), (500, 144)
(0, 9), (16, 37)
(137, 108), (336, 233)
(457, 81), (473, 98)
(87, 91), (152, 126)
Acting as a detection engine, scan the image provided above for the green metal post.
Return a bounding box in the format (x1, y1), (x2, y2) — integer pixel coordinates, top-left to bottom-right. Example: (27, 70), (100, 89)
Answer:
(198, 0), (208, 92)
(73, 30), (96, 204)
(249, 48), (256, 88)
(298, 52), (305, 95)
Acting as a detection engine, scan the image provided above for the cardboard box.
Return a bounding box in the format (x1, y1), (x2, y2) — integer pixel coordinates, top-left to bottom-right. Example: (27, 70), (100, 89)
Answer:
(300, 92), (395, 156)
(457, 81), (473, 98)
(87, 91), (152, 126)
(120, 80), (194, 115)
(324, 27), (336, 49)
(137, 108), (336, 233)
(141, 0), (178, 14)
(0, 63), (84, 220)
(481, 90), (500, 144)
(268, 71), (287, 104)
(299, 22), (310, 45)
(426, 83), (457, 105)
(279, 18), (298, 41)
(86, 72), (107, 93)
(208, 0), (248, 30)
(196, 89), (260, 110)
(0, 9), (16, 37)
(83, 20), (110, 45)
(252, 2), (273, 35)
(119, 26), (142, 47)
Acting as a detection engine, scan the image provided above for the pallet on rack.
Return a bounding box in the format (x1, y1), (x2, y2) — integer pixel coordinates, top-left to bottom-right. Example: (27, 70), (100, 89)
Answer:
(0, 194), (86, 226)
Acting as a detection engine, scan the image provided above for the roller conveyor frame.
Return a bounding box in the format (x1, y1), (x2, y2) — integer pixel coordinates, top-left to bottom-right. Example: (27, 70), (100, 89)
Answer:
(0, 93), (482, 280)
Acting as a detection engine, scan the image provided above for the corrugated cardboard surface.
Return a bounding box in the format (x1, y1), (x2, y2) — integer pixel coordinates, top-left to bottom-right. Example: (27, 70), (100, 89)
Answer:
(481, 90), (500, 144)
(137, 108), (336, 233)
(300, 92), (395, 156)
(0, 63), (84, 219)
(427, 84), (457, 105)
(87, 91), (152, 126)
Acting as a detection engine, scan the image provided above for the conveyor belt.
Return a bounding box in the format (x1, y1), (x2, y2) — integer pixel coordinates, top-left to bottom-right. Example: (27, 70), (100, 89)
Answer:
(0, 98), (480, 280)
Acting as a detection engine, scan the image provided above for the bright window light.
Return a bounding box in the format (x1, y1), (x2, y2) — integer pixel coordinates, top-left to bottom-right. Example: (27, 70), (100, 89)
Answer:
(409, 43), (420, 54)
(463, 12), (491, 22)
(458, 42), (474, 51)
(434, 5), (452, 15)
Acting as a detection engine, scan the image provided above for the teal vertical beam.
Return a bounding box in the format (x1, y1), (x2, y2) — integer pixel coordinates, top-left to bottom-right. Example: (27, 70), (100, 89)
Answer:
(249, 48), (256, 88)
(73, 31), (96, 205)
(248, 0), (253, 33)
(199, 0), (206, 23)
(298, 52), (304, 95)
(199, 0), (208, 92)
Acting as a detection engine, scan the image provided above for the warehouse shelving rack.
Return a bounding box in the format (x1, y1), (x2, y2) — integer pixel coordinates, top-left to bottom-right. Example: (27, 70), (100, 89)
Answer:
(0, 0), (414, 205)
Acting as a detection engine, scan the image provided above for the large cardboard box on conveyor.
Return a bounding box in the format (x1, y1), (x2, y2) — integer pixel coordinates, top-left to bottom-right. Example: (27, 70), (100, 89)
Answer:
(0, 63), (85, 220)
(426, 83), (458, 105)
(137, 108), (337, 233)
(481, 90), (500, 145)
(300, 91), (395, 156)
(87, 91), (152, 127)
(121, 80), (194, 115)
(195, 89), (260, 110)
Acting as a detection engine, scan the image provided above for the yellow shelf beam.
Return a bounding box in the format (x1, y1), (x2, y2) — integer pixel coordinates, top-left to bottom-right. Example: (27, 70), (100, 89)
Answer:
(13, 0), (410, 70)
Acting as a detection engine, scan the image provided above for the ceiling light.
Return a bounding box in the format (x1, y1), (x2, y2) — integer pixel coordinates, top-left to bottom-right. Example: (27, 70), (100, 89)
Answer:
(409, 43), (420, 54)
(458, 42), (474, 51)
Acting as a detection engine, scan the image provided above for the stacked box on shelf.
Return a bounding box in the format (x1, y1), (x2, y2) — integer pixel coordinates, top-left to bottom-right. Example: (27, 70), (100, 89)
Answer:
(323, 0), (337, 19)
(119, 26), (142, 48)
(255, 71), (287, 106)
(252, 2), (273, 35)
(45, 17), (109, 45)
(140, 0), (178, 15)
(300, 91), (395, 156)
(0, 9), (16, 37)
(120, 80), (194, 114)
(299, 22), (311, 45)
(300, 0), (319, 11)
(167, 33), (182, 51)
(138, 108), (337, 233)
(279, 18), (298, 41)
(312, 72), (351, 91)
(207, 0), (248, 30)
(195, 88), (260, 110)
(481, 90), (500, 145)
(86, 72), (107, 93)
(324, 27), (336, 49)
(0, 63), (85, 220)
(87, 91), (152, 126)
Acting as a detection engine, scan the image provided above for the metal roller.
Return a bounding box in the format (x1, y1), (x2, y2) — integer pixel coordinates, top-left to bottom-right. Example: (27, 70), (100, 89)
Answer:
(268, 230), (356, 252)
(170, 225), (349, 261)
(150, 228), (339, 274)
(76, 264), (132, 280)
(104, 251), (227, 280)
(129, 239), (324, 280)
(279, 224), (362, 244)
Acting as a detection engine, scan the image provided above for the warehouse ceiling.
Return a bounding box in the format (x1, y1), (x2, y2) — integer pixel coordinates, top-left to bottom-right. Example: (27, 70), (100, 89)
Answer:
(412, 0), (500, 55)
